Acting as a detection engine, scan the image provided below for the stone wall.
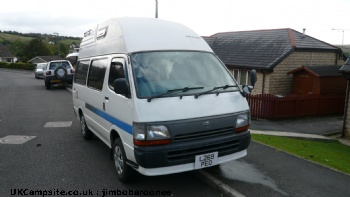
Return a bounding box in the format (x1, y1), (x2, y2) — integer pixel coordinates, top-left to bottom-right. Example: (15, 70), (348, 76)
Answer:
(251, 72), (268, 95)
(268, 51), (345, 95)
(225, 51), (345, 96)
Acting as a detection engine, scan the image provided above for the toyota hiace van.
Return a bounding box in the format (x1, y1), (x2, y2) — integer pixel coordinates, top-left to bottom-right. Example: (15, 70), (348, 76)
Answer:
(72, 17), (256, 182)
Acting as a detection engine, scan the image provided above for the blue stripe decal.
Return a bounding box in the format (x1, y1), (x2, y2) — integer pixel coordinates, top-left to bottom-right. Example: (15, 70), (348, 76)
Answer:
(85, 103), (133, 134)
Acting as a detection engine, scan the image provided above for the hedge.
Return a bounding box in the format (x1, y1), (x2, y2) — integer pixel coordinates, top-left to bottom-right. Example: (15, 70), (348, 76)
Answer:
(0, 62), (36, 70)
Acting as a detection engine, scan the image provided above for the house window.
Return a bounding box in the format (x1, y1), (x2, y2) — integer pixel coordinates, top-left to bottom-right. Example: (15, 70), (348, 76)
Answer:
(233, 69), (252, 85)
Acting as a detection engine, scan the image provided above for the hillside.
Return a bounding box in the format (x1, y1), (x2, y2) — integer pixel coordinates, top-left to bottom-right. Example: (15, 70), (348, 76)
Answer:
(335, 45), (350, 58)
(0, 31), (81, 46)
(0, 31), (82, 61)
(0, 32), (33, 43)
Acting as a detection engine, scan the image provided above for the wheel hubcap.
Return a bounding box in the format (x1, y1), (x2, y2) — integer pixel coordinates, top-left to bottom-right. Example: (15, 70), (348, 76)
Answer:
(114, 146), (124, 175)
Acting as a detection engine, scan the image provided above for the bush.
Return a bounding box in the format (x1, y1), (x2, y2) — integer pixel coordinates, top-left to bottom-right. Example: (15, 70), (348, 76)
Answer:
(0, 62), (36, 70)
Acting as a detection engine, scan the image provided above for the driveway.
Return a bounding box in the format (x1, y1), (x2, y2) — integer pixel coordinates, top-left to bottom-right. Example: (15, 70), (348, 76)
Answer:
(250, 115), (343, 135)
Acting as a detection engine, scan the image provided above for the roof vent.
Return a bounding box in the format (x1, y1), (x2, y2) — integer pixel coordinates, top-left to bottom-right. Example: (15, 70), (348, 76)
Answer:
(302, 28), (306, 38)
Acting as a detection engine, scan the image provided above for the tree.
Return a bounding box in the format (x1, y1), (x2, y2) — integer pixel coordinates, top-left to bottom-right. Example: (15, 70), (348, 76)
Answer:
(22, 38), (50, 61)
(10, 40), (26, 61)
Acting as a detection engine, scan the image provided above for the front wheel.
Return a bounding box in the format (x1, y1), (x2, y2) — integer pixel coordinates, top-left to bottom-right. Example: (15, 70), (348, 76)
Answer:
(80, 114), (93, 140)
(113, 138), (134, 183)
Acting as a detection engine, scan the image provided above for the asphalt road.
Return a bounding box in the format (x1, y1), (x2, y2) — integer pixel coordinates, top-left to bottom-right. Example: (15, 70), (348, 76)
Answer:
(0, 69), (223, 197)
(2, 69), (350, 197)
(207, 141), (350, 197)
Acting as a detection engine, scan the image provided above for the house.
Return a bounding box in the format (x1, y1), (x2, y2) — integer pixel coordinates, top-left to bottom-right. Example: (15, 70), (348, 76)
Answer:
(203, 28), (347, 95)
(28, 56), (65, 64)
(0, 44), (16, 63)
(287, 65), (346, 96)
(339, 58), (350, 138)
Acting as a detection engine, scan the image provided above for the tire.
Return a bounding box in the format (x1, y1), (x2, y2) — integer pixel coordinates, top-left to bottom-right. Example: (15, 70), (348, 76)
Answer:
(113, 138), (134, 183)
(55, 67), (67, 79)
(45, 81), (51, 90)
(80, 114), (93, 140)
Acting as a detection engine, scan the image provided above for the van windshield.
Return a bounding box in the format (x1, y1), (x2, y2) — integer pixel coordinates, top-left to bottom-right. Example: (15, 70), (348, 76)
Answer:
(131, 51), (239, 98)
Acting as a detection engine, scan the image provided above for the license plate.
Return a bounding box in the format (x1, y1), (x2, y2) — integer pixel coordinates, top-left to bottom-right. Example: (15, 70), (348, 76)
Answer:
(51, 79), (61, 83)
(194, 152), (218, 169)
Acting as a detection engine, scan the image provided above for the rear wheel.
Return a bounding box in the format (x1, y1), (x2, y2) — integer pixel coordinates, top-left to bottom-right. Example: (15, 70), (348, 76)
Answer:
(113, 138), (134, 183)
(80, 114), (93, 140)
(45, 81), (51, 90)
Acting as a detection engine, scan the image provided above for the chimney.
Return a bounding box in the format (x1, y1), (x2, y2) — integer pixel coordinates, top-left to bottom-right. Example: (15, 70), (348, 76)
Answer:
(302, 28), (306, 38)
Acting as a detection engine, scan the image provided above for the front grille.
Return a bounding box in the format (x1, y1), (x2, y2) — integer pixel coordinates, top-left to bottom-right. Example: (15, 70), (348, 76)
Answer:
(173, 127), (234, 142)
(167, 139), (239, 162)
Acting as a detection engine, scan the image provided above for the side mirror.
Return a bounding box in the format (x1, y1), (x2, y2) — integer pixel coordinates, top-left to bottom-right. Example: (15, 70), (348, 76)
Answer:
(250, 69), (257, 87)
(240, 69), (258, 97)
(114, 78), (131, 98)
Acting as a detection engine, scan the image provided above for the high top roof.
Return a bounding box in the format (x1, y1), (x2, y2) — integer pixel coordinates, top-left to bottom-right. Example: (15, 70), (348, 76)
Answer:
(79, 17), (212, 58)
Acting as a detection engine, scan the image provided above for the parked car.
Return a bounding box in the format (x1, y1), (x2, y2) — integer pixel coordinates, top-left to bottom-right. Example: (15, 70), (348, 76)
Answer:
(34, 63), (47, 79)
(44, 60), (74, 89)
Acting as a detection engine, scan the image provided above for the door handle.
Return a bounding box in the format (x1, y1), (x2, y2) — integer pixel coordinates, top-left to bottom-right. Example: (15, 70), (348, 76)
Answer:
(103, 103), (105, 111)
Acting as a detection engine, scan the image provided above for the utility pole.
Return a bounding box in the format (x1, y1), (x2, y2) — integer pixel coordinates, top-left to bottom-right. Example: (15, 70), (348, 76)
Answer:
(53, 32), (60, 56)
(155, 0), (158, 18)
(332, 29), (350, 46)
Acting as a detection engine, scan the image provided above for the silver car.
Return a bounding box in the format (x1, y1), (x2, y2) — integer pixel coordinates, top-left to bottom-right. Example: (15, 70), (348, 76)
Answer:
(34, 63), (47, 79)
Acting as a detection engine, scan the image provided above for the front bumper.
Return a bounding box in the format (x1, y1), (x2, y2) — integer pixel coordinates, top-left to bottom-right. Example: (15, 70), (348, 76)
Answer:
(35, 72), (44, 78)
(134, 130), (250, 168)
(137, 149), (247, 176)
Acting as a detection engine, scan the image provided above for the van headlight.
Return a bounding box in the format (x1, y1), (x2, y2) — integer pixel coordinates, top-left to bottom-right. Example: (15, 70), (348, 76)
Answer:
(235, 113), (250, 132)
(133, 123), (171, 146)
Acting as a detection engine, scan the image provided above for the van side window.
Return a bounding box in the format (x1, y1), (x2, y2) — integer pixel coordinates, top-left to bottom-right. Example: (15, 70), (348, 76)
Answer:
(108, 62), (125, 90)
(75, 60), (89, 85)
(87, 59), (107, 91)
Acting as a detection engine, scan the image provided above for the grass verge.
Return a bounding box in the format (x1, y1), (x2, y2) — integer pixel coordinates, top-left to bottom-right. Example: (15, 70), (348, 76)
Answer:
(251, 134), (350, 175)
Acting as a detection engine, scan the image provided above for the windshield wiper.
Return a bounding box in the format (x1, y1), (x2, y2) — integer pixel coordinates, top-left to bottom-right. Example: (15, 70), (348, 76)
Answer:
(147, 86), (204, 102)
(194, 85), (237, 99)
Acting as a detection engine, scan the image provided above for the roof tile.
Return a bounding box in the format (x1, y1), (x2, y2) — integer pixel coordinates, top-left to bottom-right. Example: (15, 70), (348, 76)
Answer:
(203, 28), (340, 70)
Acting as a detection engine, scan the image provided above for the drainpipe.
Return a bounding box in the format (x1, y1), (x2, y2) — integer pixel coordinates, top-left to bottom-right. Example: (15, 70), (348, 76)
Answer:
(262, 71), (266, 94)
(342, 78), (350, 138)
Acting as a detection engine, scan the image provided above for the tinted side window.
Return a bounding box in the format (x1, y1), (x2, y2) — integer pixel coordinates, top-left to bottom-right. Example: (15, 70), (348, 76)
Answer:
(108, 62), (125, 90)
(87, 59), (107, 91)
(75, 60), (89, 85)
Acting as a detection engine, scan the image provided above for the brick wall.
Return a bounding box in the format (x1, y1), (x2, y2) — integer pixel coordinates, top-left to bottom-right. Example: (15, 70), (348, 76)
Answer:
(267, 51), (345, 95)
(250, 72), (265, 94)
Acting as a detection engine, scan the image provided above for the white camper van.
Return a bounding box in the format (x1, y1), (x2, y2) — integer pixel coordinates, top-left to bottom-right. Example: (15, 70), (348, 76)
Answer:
(72, 17), (257, 182)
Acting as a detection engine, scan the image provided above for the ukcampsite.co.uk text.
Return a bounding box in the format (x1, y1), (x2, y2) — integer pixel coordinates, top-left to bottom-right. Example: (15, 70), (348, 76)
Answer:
(10, 188), (173, 196)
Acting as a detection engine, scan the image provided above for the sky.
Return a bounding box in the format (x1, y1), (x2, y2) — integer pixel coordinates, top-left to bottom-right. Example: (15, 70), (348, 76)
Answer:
(1, 0), (350, 45)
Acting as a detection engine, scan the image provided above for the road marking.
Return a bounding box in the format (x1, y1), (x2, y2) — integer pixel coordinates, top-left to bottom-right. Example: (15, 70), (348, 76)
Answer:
(0, 135), (36, 144)
(196, 169), (246, 197)
(44, 121), (72, 128)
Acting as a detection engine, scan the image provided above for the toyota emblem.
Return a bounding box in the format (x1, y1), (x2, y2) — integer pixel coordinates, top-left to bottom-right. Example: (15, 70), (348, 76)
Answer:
(203, 121), (211, 128)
